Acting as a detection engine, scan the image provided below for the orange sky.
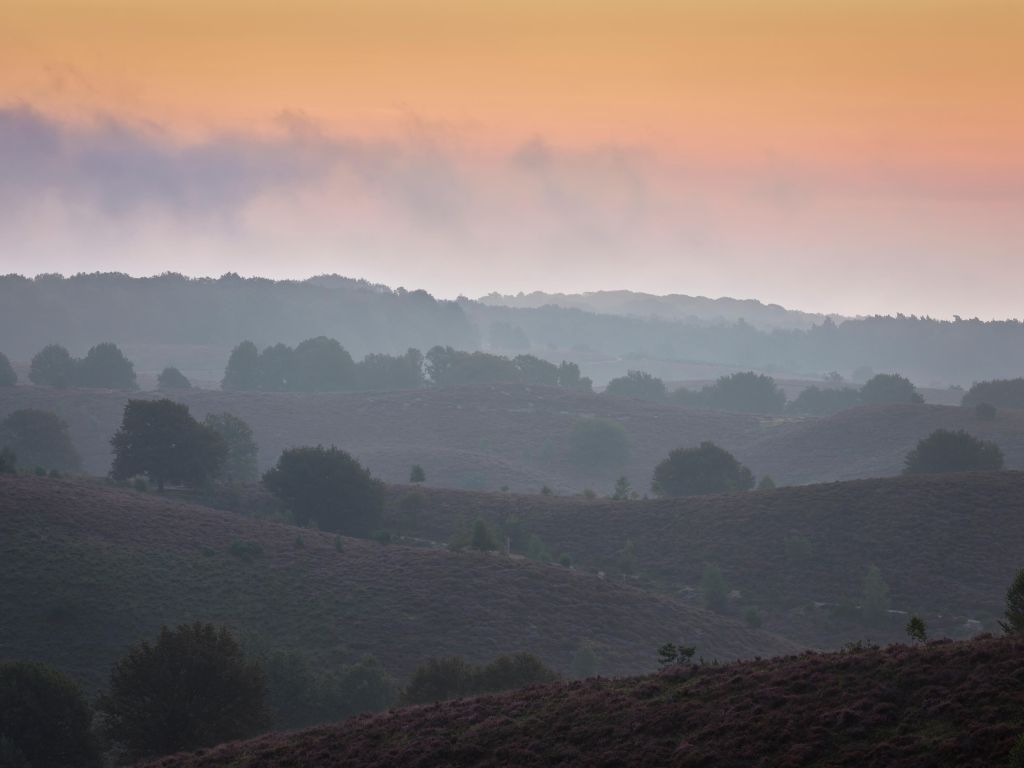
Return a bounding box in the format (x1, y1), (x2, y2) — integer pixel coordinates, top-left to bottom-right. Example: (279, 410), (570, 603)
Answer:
(1, 0), (1022, 316)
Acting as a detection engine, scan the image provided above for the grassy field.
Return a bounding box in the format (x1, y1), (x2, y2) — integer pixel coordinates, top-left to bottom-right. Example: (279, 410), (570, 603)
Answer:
(379, 471), (1024, 647)
(0, 476), (795, 693)
(144, 634), (1024, 768)
(3, 383), (1023, 494)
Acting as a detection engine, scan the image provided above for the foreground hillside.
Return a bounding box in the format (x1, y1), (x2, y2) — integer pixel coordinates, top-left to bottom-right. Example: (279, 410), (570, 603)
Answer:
(383, 472), (1024, 646)
(5, 383), (1024, 492)
(146, 635), (1024, 768)
(0, 476), (794, 691)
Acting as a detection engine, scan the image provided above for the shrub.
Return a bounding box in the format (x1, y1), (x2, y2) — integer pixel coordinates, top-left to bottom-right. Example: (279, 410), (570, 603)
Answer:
(611, 475), (632, 500)
(859, 373), (923, 405)
(0, 352), (16, 387)
(757, 475), (776, 490)
(905, 615), (927, 643)
(157, 366), (191, 390)
(0, 661), (100, 768)
(974, 402), (997, 421)
(567, 417), (630, 472)
(263, 445), (385, 536)
(656, 643), (696, 667)
(110, 399), (227, 490)
(1000, 568), (1024, 634)
(651, 442), (755, 497)
(861, 565), (891, 625)
(75, 342), (137, 390)
(604, 370), (666, 401)
(29, 344), (76, 388)
(0, 409), (81, 472)
(786, 385), (861, 416)
(471, 518), (499, 551)
(98, 623), (269, 759)
(903, 429), (1004, 474)
(203, 412), (259, 483)
(409, 464), (426, 483)
(525, 534), (551, 563)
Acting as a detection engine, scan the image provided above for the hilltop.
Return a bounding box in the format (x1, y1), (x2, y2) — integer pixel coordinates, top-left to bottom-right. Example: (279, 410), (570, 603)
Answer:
(145, 634), (1024, 768)
(5, 383), (1023, 492)
(382, 471), (1024, 646)
(0, 476), (794, 692)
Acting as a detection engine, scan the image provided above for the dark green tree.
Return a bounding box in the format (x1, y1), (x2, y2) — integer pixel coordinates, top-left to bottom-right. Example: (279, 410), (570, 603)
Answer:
(701, 371), (786, 414)
(257, 343), (296, 391)
(203, 412), (259, 483)
(292, 336), (355, 391)
(1000, 568), (1024, 634)
(651, 442), (755, 497)
(0, 409), (80, 472)
(656, 642), (696, 666)
(355, 349), (424, 390)
(28, 344), (76, 388)
(567, 417), (630, 472)
(110, 399), (227, 490)
(471, 519), (498, 551)
(75, 342), (137, 389)
(409, 464), (426, 483)
(604, 370), (666, 401)
(98, 623), (269, 759)
(262, 445), (385, 536)
(905, 616), (927, 643)
(557, 360), (593, 392)
(0, 661), (100, 768)
(860, 373), (924, 405)
(221, 341), (261, 391)
(903, 429), (1004, 474)
(611, 475), (632, 500)
(513, 354), (559, 386)
(0, 352), (16, 387)
(157, 366), (191, 390)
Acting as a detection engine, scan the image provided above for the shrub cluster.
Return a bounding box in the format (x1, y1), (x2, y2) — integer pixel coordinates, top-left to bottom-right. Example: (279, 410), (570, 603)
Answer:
(29, 343), (136, 390)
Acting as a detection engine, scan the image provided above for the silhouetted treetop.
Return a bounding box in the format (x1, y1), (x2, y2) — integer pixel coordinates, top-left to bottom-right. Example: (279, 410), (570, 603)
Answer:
(903, 429), (1004, 475)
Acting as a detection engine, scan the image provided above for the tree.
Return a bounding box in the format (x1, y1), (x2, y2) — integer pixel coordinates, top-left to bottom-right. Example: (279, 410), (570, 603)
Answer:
(903, 429), (1004, 474)
(76, 342), (137, 389)
(905, 616), (927, 643)
(257, 343), (296, 391)
(98, 623), (269, 759)
(611, 475), (632, 500)
(409, 464), (426, 483)
(0, 352), (16, 387)
(203, 412), (259, 483)
(700, 563), (729, 613)
(701, 371), (786, 414)
(859, 373), (923, 405)
(557, 361), (593, 392)
(604, 370), (666, 401)
(962, 377), (1024, 410)
(656, 642), (696, 667)
(786, 386), (861, 416)
(1000, 568), (1024, 634)
(570, 642), (599, 679)
(157, 366), (191, 390)
(263, 445), (385, 536)
(757, 475), (776, 490)
(651, 442), (755, 497)
(222, 341), (261, 391)
(470, 519), (498, 551)
(974, 402), (997, 421)
(110, 399), (227, 490)
(292, 336), (355, 392)
(513, 354), (559, 386)
(29, 344), (76, 388)
(567, 417), (630, 472)
(355, 349), (424, 391)
(0, 409), (80, 472)
(861, 565), (890, 625)
(0, 661), (100, 768)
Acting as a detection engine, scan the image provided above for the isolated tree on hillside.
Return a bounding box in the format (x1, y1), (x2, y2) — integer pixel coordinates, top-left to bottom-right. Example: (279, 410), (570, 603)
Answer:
(203, 412), (259, 483)
(0, 352), (16, 387)
(262, 445), (385, 536)
(651, 442), (755, 497)
(292, 336), (355, 391)
(859, 373), (924, 405)
(567, 417), (630, 472)
(0, 409), (81, 472)
(702, 371), (786, 414)
(98, 623), (269, 759)
(604, 370), (666, 402)
(0, 661), (101, 768)
(75, 342), (137, 389)
(903, 429), (1004, 475)
(157, 366), (192, 390)
(1000, 568), (1024, 634)
(222, 341), (261, 391)
(28, 344), (76, 388)
(110, 399), (226, 490)
(409, 464), (426, 483)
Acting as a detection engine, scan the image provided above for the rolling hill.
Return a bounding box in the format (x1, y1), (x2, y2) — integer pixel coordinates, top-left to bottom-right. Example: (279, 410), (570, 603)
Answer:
(0, 476), (795, 693)
(145, 634), (1024, 768)
(4, 383), (1023, 493)
(380, 471), (1024, 647)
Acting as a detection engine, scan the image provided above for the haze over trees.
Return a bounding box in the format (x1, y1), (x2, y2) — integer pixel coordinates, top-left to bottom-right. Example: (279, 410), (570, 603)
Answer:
(110, 399), (227, 490)
(604, 370), (666, 401)
(0, 409), (81, 472)
(786, 385), (861, 416)
(567, 417), (630, 472)
(903, 429), (1004, 474)
(263, 445), (385, 536)
(0, 352), (16, 387)
(673, 371), (786, 414)
(651, 442), (755, 497)
(28, 342), (137, 390)
(961, 378), (1024, 410)
(859, 373), (924, 406)
(202, 412), (259, 483)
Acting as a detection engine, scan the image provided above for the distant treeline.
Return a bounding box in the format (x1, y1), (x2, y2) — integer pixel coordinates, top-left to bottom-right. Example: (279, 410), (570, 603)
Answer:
(4, 273), (1024, 383)
(221, 339), (592, 393)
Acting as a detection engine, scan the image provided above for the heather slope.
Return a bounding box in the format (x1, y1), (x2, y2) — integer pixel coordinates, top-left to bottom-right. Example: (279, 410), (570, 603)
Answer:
(0, 476), (794, 692)
(383, 472), (1024, 645)
(145, 635), (1024, 768)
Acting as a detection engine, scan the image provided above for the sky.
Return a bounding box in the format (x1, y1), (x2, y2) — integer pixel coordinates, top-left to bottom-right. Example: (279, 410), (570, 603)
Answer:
(1, 0), (1022, 318)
